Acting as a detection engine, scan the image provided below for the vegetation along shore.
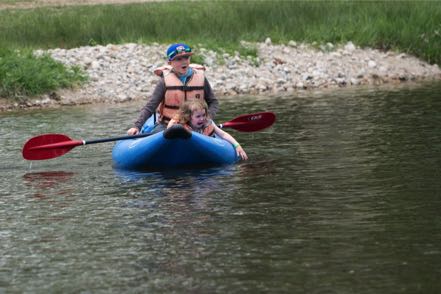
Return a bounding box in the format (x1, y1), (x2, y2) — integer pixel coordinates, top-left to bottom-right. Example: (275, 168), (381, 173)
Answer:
(1, 0), (441, 111)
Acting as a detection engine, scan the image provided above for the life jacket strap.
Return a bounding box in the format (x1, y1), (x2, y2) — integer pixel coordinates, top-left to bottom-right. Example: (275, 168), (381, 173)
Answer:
(166, 86), (204, 91)
(163, 104), (180, 109)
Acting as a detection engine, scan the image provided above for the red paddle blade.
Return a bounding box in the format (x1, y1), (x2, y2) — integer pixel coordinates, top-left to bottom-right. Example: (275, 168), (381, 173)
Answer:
(22, 134), (83, 160)
(221, 112), (276, 132)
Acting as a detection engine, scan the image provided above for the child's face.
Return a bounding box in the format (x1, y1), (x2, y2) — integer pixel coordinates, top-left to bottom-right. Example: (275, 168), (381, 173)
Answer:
(190, 108), (207, 129)
(169, 55), (191, 75)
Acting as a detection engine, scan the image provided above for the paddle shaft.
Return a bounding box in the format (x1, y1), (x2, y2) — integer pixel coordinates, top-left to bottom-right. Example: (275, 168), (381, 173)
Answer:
(28, 133), (153, 152)
(84, 133), (152, 145)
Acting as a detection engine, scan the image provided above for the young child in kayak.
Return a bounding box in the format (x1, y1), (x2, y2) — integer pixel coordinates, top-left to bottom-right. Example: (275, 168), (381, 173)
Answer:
(127, 43), (219, 135)
(168, 100), (248, 160)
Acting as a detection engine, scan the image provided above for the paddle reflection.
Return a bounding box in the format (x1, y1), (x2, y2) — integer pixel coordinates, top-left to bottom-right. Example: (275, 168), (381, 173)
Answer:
(23, 171), (75, 200)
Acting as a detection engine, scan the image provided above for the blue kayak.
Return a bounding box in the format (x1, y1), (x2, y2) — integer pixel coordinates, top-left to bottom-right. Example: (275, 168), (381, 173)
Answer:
(112, 117), (239, 170)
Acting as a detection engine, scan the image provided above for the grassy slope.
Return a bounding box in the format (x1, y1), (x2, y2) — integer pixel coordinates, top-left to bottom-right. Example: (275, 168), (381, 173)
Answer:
(0, 1), (440, 63)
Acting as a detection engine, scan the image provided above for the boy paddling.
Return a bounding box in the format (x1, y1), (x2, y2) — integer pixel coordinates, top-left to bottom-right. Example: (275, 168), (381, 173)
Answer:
(127, 43), (219, 135)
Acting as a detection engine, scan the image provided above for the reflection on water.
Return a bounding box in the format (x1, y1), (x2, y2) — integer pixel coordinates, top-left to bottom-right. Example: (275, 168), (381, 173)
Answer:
(1, 82), (441, 292)
(23, 171), (75, 187)
(23, 171), (75, 200)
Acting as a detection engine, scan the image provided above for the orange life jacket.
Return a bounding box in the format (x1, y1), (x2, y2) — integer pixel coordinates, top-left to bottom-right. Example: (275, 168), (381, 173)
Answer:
(183, 121), (215, 137)
(154, 64), (206, 123)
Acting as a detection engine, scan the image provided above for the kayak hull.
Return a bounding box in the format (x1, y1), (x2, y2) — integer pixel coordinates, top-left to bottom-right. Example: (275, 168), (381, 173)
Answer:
(112, 124), (238, 171)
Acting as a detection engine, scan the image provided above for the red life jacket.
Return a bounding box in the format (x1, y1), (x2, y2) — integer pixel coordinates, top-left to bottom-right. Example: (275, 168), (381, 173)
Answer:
(154, 64), (206, 123)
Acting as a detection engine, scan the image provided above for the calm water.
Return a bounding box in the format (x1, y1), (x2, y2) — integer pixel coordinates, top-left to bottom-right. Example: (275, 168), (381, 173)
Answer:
(1, 82), (441, 293)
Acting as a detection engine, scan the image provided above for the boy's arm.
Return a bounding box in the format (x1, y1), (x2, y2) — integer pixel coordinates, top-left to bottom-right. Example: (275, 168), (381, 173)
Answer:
(133, 79), (166, 130)
(204, 78), (219, 119)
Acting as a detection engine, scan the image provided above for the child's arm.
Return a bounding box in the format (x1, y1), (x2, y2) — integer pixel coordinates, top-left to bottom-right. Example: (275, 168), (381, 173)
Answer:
(213, 124), (248, 160)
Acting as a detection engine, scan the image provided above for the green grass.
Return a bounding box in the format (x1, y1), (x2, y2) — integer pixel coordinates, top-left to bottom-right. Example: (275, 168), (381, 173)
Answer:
(0, 0), (30, 3)
(1, 0), (32, 2)
(0, 0), (440, 99)
(0, 1), (440, 62)
(0, 49), (87, 99)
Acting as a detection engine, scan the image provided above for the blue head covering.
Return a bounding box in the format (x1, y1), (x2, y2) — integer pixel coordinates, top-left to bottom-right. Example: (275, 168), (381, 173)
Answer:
(167, 43), (193, 61)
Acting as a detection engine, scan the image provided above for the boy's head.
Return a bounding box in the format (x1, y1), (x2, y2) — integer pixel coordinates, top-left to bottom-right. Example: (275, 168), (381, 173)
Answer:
(167, 43), (193, 75)
(166, 43), (193, 61)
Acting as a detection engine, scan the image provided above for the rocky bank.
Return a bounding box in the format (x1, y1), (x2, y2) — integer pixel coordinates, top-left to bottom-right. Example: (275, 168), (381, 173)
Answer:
(3, 39), (441, 111)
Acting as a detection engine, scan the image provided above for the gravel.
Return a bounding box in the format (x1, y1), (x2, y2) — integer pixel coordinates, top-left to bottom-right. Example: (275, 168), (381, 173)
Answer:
(3, 39), (441, 110)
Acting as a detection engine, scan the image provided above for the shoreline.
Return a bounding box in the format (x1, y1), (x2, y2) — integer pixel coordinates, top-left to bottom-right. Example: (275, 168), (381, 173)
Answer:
(2, 40), (441, 112)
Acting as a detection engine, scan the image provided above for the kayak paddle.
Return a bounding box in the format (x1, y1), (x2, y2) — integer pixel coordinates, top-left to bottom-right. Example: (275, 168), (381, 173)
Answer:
(219, 111), (276, 132)
(22, 111), (276, 160)
(22, 132), (153, 161)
